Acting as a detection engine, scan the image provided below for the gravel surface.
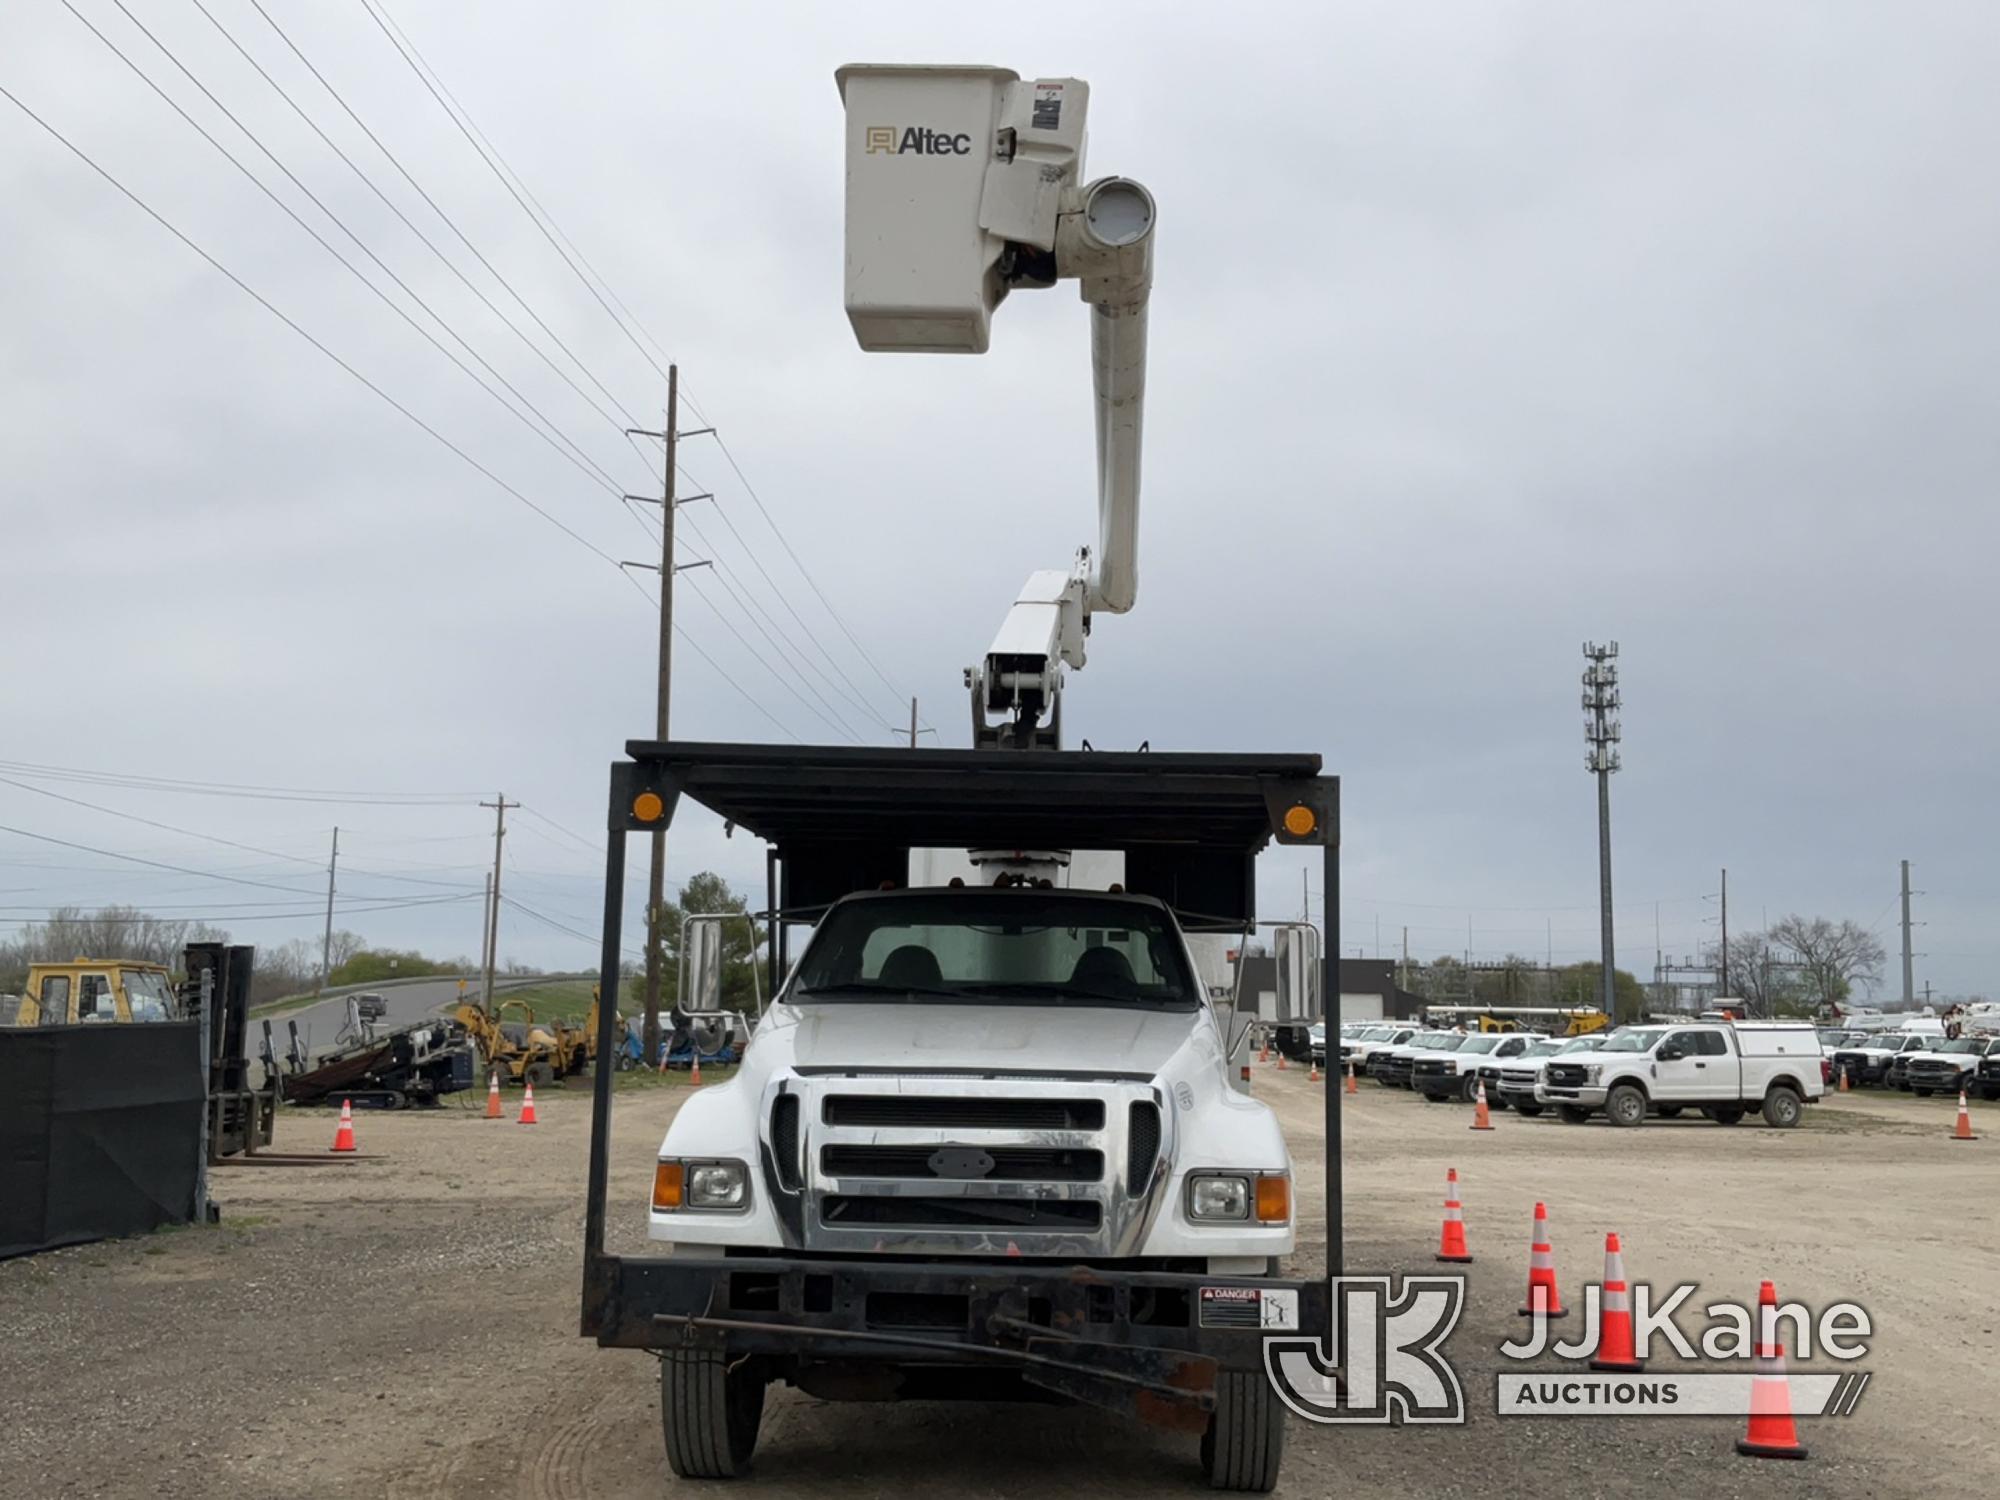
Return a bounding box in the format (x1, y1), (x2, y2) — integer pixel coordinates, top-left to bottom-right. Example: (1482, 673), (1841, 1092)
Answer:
(0, 1071), (1988, 1497)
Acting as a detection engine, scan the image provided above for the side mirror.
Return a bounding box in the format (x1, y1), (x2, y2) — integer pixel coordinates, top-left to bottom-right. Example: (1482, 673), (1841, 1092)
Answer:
(1657, 1044), (1684, 1062)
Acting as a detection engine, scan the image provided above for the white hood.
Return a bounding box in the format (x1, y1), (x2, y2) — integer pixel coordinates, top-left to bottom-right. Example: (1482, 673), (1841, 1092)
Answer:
(765, 1001), (1205, 1077)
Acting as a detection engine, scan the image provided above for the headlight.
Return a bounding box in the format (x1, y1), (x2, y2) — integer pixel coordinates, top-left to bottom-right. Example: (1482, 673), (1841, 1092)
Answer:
(1186, 1173), (1290, 1225)
(1581, 1065), (1602, 1084)
(1188, 1175), (1249, 1221)
(653, 1158), (749, 1212)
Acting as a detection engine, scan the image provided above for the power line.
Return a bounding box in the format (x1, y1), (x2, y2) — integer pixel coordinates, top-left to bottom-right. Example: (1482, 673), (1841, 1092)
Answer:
(629, 502), (871, 742)
(352, 3), (911, 738)
(185, 0), (649, 458)
(0, 892), (475, 927)
(359, 0), (671, 390)
(255, 0), (654, 458)
(0, 822), (326, 897)
(685, 429), (928, 730)
(0, 772), (483, 896)
(0, 79), (624, 573)
(368, 0), (678, 376)
(0, 759), (474, 805)
(72, 0), (635, 502)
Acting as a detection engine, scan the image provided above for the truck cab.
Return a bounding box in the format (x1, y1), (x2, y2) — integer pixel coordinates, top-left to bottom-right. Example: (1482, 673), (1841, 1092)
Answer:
(1831, 1029), (1937, 1088)
(1340, 1023), (1416, 1077)
(653, 886), (1290, 1265)
(1537, 1021), (1823, 1127)
(1412, 1031), (1536, 1103)
(8, 960), (178, 1026)
(1901, 1036), (2000, 1097)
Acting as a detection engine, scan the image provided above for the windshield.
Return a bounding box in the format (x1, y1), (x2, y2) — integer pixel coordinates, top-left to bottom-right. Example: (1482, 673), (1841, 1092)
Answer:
(1406, 1032), (1449, 1049)
(1358, 1027), (1392, 1042)
(1522, 1041), (1559, 1058)
(789, 892), (1197, 1010)
(1557, 1035), (1606, 1053)
(1934, 1039), (1981, 1055)
(1458, 1035), (1501, 1054)
(121, 969), (175, 1022)
(1598, 1028), (1666, 1054)
(1431, 1034), (1470, 1052)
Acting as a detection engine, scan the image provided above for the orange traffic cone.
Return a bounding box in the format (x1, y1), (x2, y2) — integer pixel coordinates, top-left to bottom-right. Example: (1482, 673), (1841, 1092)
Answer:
(1518, 1201), (1568, 1318)
(1435, 1168), (1472, 1263)
(1309, 1060), (1320, 1083)
(1588, 1233), (1644, 1371)
(1470, 1080), (1495, 1131)
(690, 1053), (703, 1087)
(484, 1070), (503, 1119)
(1735, 1280), (1808, 1460)
(1952, 1090), (1977, 1141)
(1838, 1066), (1851, 1093)
(518, 1082), (538, 1125)
(1346, 1062), (1358, 1095)
(330, 1099), (357, 1153)
(1277, 1052), (1288, 1071)
(1259, 1043), (1271, 1064)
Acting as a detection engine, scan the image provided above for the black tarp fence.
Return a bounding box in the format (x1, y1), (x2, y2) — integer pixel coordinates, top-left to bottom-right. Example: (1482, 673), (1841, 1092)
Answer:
(1, 1021), (205, 1259)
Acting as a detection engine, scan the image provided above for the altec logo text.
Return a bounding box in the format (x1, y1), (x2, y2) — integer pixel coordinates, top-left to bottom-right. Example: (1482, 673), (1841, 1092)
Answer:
(866, 126), (972, 156)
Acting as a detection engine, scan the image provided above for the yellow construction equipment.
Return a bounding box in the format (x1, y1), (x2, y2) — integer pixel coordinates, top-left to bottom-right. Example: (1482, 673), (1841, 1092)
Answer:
(452, 989), (606, 1086)
(7, 959), (178, 1025)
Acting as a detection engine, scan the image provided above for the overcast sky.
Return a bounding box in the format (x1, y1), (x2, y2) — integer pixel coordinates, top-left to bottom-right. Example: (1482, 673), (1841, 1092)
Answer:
(4, 2), (1995, 1000)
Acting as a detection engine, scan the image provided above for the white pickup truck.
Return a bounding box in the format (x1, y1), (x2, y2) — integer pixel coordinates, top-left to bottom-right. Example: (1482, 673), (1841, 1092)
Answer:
(1536, 1021), (1825, 1127)
(1829, 1029), (1940, 1088)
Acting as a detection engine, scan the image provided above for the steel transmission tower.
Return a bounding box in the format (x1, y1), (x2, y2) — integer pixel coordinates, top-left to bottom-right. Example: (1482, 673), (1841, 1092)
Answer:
(1582, 642), (1623, 1018)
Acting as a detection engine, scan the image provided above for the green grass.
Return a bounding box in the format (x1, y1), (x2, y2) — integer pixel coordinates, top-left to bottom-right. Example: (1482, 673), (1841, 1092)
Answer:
(490, 980), (598, 1022)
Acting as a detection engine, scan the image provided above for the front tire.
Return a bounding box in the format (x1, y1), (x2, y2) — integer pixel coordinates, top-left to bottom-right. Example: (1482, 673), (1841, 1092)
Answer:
(1605, 1086), (1648, 1128)
(661, 1347), (764, 1479)
(1201, 1368), (1285, 1491)
(1761, 1087), (1803, 1129)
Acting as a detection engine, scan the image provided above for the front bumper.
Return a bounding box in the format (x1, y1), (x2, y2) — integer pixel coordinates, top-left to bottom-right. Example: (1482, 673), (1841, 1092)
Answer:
(1536, 1084), (1608, 1108)
(582, 1250), (1324, 1420)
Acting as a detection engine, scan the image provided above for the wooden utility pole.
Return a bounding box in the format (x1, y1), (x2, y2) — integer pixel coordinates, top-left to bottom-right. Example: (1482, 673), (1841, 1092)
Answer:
(619, 366), (718, 1063)
(316, 826), (339, 993)
(479, 795), (516, 1008)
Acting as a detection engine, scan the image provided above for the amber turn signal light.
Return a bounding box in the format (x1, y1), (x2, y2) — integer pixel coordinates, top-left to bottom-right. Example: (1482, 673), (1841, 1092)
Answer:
(1255, 1174), (1290, 1224)
(652, 1160), (684, 1211)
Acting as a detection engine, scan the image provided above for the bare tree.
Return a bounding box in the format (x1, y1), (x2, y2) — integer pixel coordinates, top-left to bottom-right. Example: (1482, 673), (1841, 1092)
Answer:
(1767, 915), (1885, 1009)
(1707, 930), (1814, 1017)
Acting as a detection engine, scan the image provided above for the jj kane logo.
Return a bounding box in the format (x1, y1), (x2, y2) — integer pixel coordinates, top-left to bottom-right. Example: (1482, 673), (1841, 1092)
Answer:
(1260, 1276), (1874, 1425)
(866, 125), (973, 156)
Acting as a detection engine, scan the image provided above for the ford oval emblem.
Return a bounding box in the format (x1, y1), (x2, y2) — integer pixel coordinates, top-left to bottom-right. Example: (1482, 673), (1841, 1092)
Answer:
(1175, 1082), (1195, 1111)
(928, 1146), (995, 1178)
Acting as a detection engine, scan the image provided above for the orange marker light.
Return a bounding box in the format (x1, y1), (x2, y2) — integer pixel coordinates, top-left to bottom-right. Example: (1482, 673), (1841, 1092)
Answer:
(633, 791), (665, 823)
(652, 1161), (684, 1211)
(1255, 1175), (1291, 1224)
(1282, 805), (1316, 838)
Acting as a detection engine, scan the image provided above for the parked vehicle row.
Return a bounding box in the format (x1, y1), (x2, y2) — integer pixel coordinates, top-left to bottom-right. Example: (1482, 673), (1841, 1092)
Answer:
(1828, 1027), (2000, 1097)
(1341, 1019), (1829, 1129)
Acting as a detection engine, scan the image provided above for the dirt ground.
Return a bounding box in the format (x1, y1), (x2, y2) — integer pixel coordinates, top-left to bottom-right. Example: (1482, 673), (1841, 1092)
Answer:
(2, 1069), (1991, 1499)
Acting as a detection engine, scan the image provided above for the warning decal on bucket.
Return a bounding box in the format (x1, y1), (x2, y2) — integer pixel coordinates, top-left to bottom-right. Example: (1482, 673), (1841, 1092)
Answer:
(1200, 1286), (1300, 1331)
